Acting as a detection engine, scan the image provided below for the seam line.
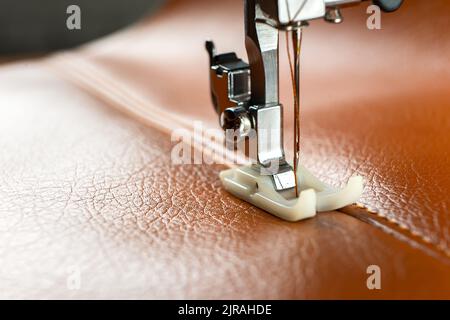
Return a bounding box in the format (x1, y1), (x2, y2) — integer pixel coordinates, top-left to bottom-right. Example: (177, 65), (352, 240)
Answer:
(45, 53), (449, 261)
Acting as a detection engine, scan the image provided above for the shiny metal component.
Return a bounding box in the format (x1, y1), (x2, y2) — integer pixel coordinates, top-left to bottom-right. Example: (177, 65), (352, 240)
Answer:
(245, 2), (280, 106)
(242, 0), (368, 192)
(272, 164), (297, 190)
(278, 0), (325, 25)
(205, 0), (399, 195)
(324, 7), (343, 23)
(250, 0), (364, 29)
(220, 106), (253, 137)
(249, 104), (284, 166)
(245, 1), (293, 188)
(206, 41), (251, 116)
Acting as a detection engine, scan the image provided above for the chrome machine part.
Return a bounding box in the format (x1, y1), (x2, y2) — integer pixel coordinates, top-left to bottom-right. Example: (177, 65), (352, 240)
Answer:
(324, 7), (343, 23)
(205, 41), (251, 117)
(205, 0), (403, 195)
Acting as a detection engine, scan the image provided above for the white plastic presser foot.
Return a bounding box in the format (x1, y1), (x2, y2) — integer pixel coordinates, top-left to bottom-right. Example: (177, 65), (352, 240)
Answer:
(220, 165), (363, 222)
(201, 0), (393, 221)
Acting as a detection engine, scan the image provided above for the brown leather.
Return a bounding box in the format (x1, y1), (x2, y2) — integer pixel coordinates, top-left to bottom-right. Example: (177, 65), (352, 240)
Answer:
(0, 0), (449, 298)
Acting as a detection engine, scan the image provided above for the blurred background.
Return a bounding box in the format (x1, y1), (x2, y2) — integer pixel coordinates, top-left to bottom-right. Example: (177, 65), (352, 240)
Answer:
(0, 0), (166, 54)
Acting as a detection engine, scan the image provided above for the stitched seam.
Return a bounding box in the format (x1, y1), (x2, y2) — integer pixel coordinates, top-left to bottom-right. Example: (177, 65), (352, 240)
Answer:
(46, 54), (449, 259)
(343, 203), (450, 259)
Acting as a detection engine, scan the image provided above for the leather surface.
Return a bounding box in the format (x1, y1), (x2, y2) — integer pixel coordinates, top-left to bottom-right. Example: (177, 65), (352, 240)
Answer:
(51, 0), (450, 256)
(0, 0), (449, 298)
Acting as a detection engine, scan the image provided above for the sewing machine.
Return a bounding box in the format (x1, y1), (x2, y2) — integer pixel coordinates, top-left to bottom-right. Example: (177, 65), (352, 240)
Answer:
(205, 0), (402, 221)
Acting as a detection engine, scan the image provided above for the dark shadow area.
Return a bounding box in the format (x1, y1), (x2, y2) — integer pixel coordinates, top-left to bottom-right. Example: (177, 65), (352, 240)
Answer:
(0, 0), (166, 54)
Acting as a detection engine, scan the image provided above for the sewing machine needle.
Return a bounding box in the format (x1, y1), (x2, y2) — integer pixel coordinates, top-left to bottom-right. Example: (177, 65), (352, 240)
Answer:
(292, 28), (302, 198)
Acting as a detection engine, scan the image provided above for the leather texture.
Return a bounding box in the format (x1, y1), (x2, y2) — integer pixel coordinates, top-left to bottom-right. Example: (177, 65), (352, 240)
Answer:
(0, 0), (449, 298)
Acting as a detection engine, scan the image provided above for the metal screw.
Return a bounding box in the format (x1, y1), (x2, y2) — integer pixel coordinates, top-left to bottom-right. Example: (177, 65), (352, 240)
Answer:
(220, 107), (252, 138)
(325, 7), (343, 24)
